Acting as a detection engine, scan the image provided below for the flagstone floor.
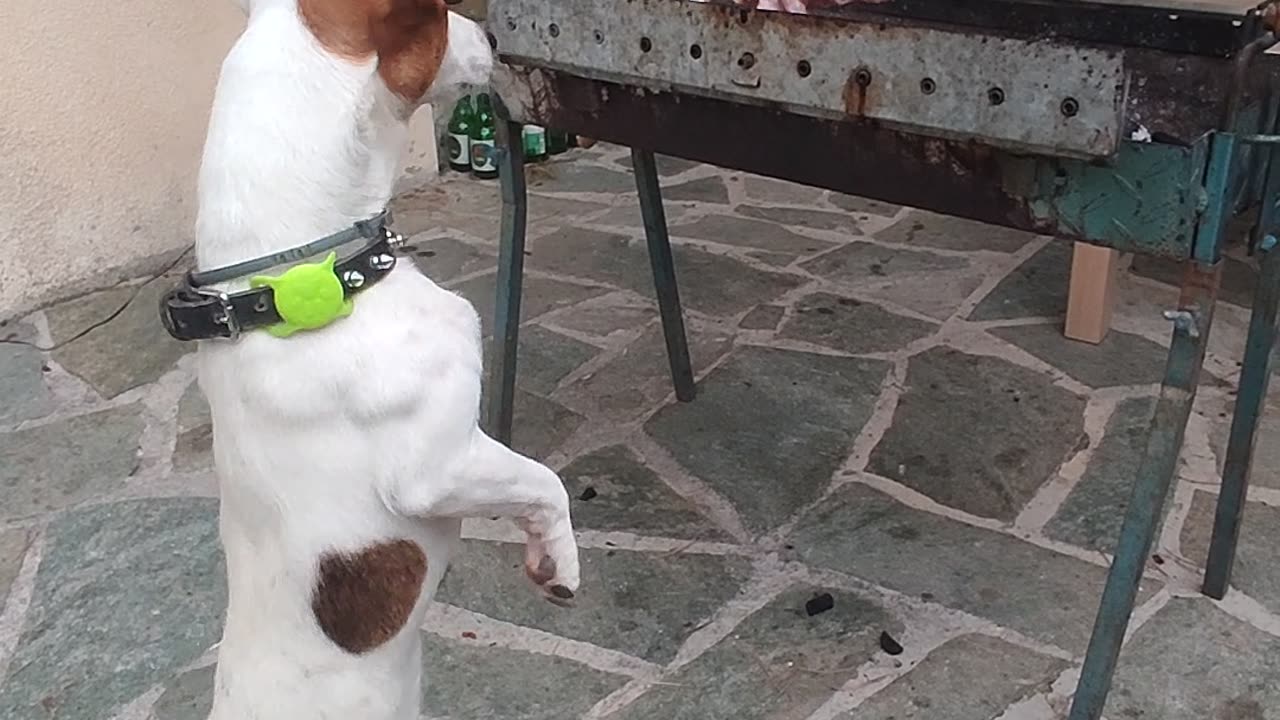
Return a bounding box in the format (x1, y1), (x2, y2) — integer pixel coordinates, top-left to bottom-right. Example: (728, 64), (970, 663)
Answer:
(1, 142), (1279, 720)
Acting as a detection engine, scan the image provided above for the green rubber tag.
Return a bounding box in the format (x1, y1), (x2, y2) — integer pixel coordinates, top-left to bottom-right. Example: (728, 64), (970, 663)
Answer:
(250, 252), (353, 338)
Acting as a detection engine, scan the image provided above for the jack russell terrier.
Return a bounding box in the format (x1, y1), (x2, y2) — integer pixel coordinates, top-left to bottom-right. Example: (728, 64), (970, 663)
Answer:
(159, 1), (580, 718)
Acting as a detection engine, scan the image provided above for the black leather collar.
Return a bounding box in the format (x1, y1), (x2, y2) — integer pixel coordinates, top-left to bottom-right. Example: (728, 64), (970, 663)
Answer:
(160, 214), (404, 341)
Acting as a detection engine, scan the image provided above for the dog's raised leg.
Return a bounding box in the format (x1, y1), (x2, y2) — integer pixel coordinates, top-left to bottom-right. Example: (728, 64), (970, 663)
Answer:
(385, 431), (580, 604)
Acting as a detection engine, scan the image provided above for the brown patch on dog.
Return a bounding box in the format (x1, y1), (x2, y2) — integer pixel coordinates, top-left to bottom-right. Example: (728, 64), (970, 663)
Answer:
(312, 539), (428, 654)
(298, 0), (449, 101)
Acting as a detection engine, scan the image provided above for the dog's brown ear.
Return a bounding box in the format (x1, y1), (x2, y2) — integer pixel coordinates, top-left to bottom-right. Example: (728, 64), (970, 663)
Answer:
(299, 0), (449, 102)
(370, 0), (450, 101)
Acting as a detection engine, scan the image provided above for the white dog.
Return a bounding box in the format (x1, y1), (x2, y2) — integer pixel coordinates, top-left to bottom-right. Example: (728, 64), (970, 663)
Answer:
(185, 2), (580, 718)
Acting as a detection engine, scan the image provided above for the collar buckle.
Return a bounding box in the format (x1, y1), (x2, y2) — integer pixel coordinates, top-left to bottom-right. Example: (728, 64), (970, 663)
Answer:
(193, 286), (241, 340)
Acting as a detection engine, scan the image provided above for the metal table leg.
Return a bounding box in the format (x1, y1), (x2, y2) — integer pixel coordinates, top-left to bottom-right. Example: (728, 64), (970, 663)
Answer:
(631, 148), (697, 402)
(1203, 236), (1280, 598)
(486, 117), (528, 446)
(1067, 260), (1223, 720)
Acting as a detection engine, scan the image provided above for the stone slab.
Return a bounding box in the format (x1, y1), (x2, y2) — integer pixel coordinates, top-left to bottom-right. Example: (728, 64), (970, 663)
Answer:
(542, 294), (658, 338)
(0, 404), (144, 522)
(0, 529), (29, 610)
(790, 484), (1160, 653)
(661, 177), (730, 204)
(800, 242), (985, 320)
(779, 293), (938, 355)
(530, 164), (638, 196)
(991, 324), (1170, 388)
(839, 634), (1068, 720)
(969, 242), (1071, 321)
(527, 226), (804, 317)
(435, 541), (752, 663)
(1107, 598), (1280, 720)
(613, 585), (900, 720)
(152, 666), (215, 720)
(174, 382), (213, 473)
(645, 346), (890, 536)
(1181, 491), (1280, 615)
(613, 153), (701, 177)
(801, 241), (968, 283)
(421, 632), (626, 720)
(510, 390), (585, 460)
(528, 193), (612, 224)
(735, 205), (863, 235)
(585, 203), (689, 232)
(1046, 398), (1158, 553)
(490, 324), (596, 397)
(1208, 384), (1280, 490)
(868, 347), (1087, 521)
(405, 236), (496, 283)
(828, 193), (901, 218)
(1131, 253), (1257, 308)
(0, 498), (225, 720)
(47, 281), (190, 398)
(560, 445), (728, 541)
(393, 183), (502, 240)
(0, 322), (54, 424)
(560, 323), (733, 422)
(451, 272), (609, 338)
(742, 177), (824, 206)
(669, 215), (835, 256)
(739, 304), (785, 331)
(877, 211), (1034, 254)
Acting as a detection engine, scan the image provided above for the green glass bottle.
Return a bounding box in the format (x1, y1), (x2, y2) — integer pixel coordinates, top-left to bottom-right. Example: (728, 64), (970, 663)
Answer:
(446, 95), (474, 173)
(547, 129), (569, 155)
(470, 93), (498, 180)
(522, 124), (548, 163)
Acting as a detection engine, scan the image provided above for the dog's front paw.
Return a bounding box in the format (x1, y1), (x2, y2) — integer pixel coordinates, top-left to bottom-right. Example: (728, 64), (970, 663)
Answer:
(520, 522), (580, 608)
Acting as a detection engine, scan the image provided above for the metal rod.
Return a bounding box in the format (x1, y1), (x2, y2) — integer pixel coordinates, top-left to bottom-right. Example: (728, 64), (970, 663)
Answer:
(1193, 132), (1241, 264)
(1203, 239), (1280, 598)
(1067, 261), (1222, 720)
(1222, 32), (1277, 131)
(486, 114), (529, 446)
(632, 148), (697, 403)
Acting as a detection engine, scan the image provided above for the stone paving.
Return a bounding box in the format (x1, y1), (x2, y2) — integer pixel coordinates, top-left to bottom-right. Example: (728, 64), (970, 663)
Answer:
(0, 142), (1278, 720)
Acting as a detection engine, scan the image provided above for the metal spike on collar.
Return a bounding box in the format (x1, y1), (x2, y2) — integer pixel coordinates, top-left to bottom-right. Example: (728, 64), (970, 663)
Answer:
(342, 269), (366, 289)
(368, 253), (396, 271)
(385, 228), (405, 249)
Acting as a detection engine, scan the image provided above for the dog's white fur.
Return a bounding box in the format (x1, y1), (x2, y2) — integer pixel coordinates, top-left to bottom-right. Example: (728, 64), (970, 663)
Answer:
(194, 2), (580, 718)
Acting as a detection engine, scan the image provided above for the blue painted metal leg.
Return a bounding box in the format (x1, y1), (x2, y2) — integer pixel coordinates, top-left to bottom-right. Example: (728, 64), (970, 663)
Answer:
(632, 148), (696, 402)
(1203, 238), (1280, 598)
(486, 118), (528, 446)
(1067, 261), (1223, 720)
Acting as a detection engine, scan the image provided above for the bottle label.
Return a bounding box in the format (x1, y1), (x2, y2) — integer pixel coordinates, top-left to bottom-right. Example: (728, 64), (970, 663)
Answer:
(522, 126), (547, 157)
(448, 133), (470, 165)
(471, 139), (497, 172)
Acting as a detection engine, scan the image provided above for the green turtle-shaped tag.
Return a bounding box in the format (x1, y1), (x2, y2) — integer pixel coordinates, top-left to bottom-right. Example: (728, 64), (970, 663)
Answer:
(250, 252), (353, 338)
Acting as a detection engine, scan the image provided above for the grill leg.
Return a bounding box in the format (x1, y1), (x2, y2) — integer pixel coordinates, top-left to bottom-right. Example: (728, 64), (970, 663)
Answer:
(632, 148), (696, 402)
(1067, 261), (1222, 720)
(1203, 237), (1280, 598)
(486, 118), (528, 446)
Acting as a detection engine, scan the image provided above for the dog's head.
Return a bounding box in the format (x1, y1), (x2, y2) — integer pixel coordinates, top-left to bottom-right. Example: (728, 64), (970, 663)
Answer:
(244, 0), (492, 112)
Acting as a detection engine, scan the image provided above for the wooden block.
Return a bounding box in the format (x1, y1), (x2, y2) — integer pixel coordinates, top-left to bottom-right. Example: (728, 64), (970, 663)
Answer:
(1065, 242), (1122, 345)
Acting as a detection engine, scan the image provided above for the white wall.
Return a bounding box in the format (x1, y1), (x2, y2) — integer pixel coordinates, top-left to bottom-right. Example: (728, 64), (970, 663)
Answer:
(0, 1), (439, 319)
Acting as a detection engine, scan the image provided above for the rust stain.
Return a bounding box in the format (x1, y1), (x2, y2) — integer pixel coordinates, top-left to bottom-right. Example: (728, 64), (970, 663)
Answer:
(1178, 260), (1223, 307)
(843, 72), (865, 117)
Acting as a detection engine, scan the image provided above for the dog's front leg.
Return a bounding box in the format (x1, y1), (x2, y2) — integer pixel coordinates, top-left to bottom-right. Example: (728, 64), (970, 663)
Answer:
(385, 431), (580, 605)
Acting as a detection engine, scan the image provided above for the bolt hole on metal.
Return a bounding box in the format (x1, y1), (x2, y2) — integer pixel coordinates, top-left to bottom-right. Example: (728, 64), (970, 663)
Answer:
(519, 14), (1095, 151)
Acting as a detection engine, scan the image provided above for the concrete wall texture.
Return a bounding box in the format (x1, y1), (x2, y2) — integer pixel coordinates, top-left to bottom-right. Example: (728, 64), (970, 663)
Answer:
(0, 0), (245, 318)
(0, 1), (439, 320)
